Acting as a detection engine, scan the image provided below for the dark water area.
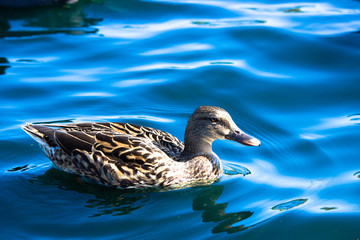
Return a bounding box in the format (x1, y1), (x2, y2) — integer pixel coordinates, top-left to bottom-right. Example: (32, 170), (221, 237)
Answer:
(1, 0), (360, 239)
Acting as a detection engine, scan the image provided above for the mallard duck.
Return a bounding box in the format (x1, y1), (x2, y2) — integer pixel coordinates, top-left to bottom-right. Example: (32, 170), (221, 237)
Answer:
(23, 106), (260, 188)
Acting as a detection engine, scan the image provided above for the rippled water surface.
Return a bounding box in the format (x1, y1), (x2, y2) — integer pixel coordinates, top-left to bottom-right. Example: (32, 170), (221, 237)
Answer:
(1, 0), (360, 239)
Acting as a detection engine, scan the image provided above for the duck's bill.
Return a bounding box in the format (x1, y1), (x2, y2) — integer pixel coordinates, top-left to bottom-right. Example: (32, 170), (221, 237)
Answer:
(225, 131), (261, 146)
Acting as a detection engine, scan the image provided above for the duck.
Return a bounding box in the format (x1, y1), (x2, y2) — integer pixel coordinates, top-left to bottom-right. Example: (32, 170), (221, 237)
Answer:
(22, 106), (260, 189)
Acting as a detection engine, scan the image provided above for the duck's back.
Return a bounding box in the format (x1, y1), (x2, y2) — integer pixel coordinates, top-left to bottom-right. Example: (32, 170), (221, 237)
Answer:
(58, 122), (184, 158)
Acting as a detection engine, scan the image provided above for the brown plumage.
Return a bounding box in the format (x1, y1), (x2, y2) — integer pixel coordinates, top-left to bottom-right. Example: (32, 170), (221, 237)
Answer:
(22, 106), (260, 189)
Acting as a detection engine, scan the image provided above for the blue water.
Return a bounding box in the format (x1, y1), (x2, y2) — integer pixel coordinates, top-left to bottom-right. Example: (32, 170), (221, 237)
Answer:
(1, 0), (360, 239)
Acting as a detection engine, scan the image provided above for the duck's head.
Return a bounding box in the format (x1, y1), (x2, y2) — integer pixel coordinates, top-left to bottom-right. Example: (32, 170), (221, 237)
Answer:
(183, 106), (260, 156)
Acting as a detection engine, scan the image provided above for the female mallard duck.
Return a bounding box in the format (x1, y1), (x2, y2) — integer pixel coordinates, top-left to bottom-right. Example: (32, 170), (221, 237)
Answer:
(23, 106), (260, 188)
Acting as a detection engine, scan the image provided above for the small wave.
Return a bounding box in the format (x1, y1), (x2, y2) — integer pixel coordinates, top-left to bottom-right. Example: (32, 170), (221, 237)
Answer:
(7, 164), (35, 172)
(71, 92), (115, 97)
(223, 163), (251, 176)
(140, 43), (213, 56)
(320, 207), (337, 211)
(353, 171), (360, 179)
(306, 114), (360, 131)
(120, 59), (289, 78)
(113, 78), (167, 88)
(144, 1), (360, 35)
(272, 198), (308, 211)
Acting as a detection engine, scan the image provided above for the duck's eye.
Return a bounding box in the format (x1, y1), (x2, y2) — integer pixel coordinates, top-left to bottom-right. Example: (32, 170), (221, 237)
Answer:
(210, 118), (219, 123)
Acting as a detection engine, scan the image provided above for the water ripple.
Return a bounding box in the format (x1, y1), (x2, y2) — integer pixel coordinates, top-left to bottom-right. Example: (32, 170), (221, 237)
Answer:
(113, 78), (167, 88)
(21, 75), (99, 83)
(306, 114), (360, 131)
(145, 1), (360, 35)
(71, 92), (115, 97)
(272, 198), (308, 211)
(223, 162), (251, 176)
(140, 43), (213, 56)
(120, 59), (289, 79)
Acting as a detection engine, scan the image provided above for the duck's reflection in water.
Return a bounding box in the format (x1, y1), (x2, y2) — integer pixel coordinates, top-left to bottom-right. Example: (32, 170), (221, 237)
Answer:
(29, 168), (153, 217)
(193, 185), (253, 234)
(30, 168), (254, 233)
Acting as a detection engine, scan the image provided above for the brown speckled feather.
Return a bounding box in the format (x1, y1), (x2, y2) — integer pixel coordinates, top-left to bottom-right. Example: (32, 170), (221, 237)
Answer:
(53, 122), (184, 160)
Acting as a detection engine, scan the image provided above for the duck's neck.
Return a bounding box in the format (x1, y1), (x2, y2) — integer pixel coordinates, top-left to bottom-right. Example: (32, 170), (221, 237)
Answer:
(181, 133), (223, 178)
(180, 130), (223, 178)
(180, 131), (214, 159)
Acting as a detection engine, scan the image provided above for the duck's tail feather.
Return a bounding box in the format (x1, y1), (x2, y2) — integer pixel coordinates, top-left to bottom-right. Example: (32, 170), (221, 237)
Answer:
(22, 124), (57, 146)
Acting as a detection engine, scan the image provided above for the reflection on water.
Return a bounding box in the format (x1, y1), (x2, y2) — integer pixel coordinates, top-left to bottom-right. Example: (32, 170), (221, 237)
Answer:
(0, 57), (9, 75)
(29, 168), (151, 217)
(7, 164), (36, 172)
(193, 185), (253, 234)
(30, 168), (258, 233)
(272, 198), (308, 211)
(28, 167), (322, 234)
(320, 207), (337, 211)
(0, 0), (101, 38)
(21, 159), (360, 232)
(0, 0), (78, 7)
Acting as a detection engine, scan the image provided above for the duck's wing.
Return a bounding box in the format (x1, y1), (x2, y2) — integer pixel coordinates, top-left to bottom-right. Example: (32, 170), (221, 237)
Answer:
(53, 130), (172, 186)
(24, 124), (173, 187)
(53, 130), (167, 164)
(43, 122), (184, 159)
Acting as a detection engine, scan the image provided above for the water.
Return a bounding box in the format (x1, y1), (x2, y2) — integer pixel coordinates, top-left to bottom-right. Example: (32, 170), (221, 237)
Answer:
(1, 0), (360, 239)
